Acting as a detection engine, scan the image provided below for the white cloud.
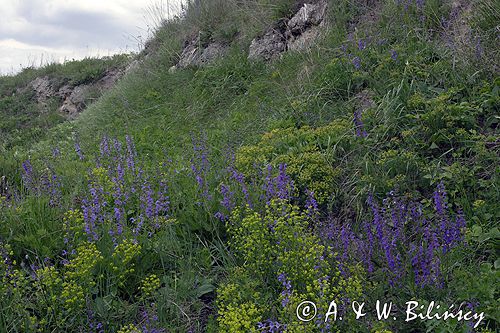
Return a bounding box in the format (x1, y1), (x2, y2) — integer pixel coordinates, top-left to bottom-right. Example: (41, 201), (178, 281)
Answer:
(0, 0), (184, 75)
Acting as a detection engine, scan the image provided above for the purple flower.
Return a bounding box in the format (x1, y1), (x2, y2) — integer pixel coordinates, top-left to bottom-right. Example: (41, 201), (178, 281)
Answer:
(362, 220), (374, 273)
(340, 44), (347, 54)
(358, 39), (367, 50)
(257, 319), (286, 333)
(263, 164), (294, 203)
(216, 183), (234, 221)
(100, 135), (111, 157)
(305, 189), (319, 220)
(43, 170), (62, 207)
(229, 167), (252, 208)
(352, 56), (361, 69)
(278, 273), (292, 308)
(81, 181), (105, 241)
(52, 147), (60, 158)
(390, 49), (398, 61)
(75, 141), (85, 160)
(141, 180), (155, 220)
(22, 160), (35, 192)
(125, 135), (137, 171)
(353, 109), (367, 137)
(191, 133), (212, 201)
(86, 307), (104, 333)
(139, 304), (166, 333)
(155, 181), (170, 217)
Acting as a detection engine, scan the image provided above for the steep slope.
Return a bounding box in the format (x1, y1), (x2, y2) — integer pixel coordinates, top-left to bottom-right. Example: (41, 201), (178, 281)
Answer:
(0, 0), (498, 332)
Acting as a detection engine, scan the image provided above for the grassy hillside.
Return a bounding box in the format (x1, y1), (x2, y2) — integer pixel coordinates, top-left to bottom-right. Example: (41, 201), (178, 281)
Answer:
(0, 0), (498, 332)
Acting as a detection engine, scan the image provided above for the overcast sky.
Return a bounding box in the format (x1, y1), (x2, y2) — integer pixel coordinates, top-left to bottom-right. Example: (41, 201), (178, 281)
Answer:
(0, 0), (183, 75)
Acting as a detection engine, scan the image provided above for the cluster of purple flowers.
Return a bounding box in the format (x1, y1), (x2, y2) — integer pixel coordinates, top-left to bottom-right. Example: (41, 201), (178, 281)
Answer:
(228, 166), (252, 208)
(390, 49), (398, 61)
(396, 0), (425, 11)
(138, 304), (166, 333)
(21, 160), (36, 193)
(86, 307), (104, 333)
(323, 182), (466, 288)
(78, 135), (170, 245)
(262, 164), (294, 204)
(41, 168), (62, 207)
(74, 141), (85, 160)
(352, 56), (361, 70)
(277, 272), (292, 308)
(21, 159), (62, 206)
(353, 109), (367, 138)
(433, 181), (466, 253)
(215, 183), (235, 221)
(305, 189), (319, 221)
(257, 319), (286, 333)
(215, 163), (296, 222)
(191, 134), (212, 202)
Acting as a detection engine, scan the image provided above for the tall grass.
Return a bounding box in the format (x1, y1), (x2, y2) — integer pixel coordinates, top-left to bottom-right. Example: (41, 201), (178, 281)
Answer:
(0, 0), (498, 332)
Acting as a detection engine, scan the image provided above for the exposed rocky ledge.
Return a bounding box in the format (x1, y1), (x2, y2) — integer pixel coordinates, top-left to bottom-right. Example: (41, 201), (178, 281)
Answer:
(22, 68), (124, 119)
(249, 0), (328, 60)
(171, 1), (328, 68)
(171, 35), (229, 70)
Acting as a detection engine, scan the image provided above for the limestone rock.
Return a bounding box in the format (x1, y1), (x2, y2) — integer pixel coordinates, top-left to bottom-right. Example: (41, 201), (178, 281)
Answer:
(248, 24), (288, 61)
(287, 1), (328, 35)
(177, 37), (228, 68)
(248, 0), (328, 60)
(287, 25), (322, 51)
(29, 76), (56, 105)
(58, 85), (89, 118)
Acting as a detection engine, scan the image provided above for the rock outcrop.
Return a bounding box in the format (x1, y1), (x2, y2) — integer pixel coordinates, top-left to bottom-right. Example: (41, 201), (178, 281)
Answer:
(170, 1), (327, 67)
(174, 36), (229, 69)
(29, 76), (57, 108)
(249, 0), (328, 60)
(23, 68), (124, 119)
(248, 21), (288, 61)
(58, 68), (123, 118)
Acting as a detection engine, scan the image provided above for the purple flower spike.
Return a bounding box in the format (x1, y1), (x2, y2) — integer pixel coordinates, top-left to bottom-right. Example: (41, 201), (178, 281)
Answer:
(352, 56), (361, 69)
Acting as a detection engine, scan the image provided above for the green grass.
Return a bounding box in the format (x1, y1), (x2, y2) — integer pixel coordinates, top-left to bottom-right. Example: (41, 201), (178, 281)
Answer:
(0, 0), (498, 332)
(0, 54), (131, 153)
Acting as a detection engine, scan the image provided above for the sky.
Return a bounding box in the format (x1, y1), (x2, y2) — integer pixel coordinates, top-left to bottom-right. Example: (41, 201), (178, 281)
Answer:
(0, 0), (183, 75)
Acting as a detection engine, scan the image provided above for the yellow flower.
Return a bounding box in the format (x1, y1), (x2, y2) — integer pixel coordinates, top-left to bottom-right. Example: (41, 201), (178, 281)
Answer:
(140, 274), (161, 298)
(117, 323), (142, 333)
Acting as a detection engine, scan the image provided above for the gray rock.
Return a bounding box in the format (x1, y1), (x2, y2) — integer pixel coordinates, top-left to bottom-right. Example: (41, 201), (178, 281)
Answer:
(248, 28), (287, 61)
(248, 0), (328, 60)
(57, 69), (122, 118)
(96, 68), (123, 91)
(56, 84), (73, 99)
(177, 39), (201, 68)
(58, 85), (89, 118)
(29, 76), (56, 104)
(287, 1), (328, 35)
(21, 62), (126, 118)
(287, 25), (322, 51)
(198, 42), (227, 65)
(177, 37), (228, 68)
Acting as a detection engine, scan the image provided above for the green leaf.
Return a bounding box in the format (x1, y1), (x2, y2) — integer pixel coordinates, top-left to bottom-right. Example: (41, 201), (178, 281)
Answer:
(196, 283), (215, 298)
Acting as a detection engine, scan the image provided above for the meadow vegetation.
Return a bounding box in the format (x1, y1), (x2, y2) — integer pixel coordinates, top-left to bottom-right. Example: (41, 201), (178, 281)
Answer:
(0, 0), (498, 332)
